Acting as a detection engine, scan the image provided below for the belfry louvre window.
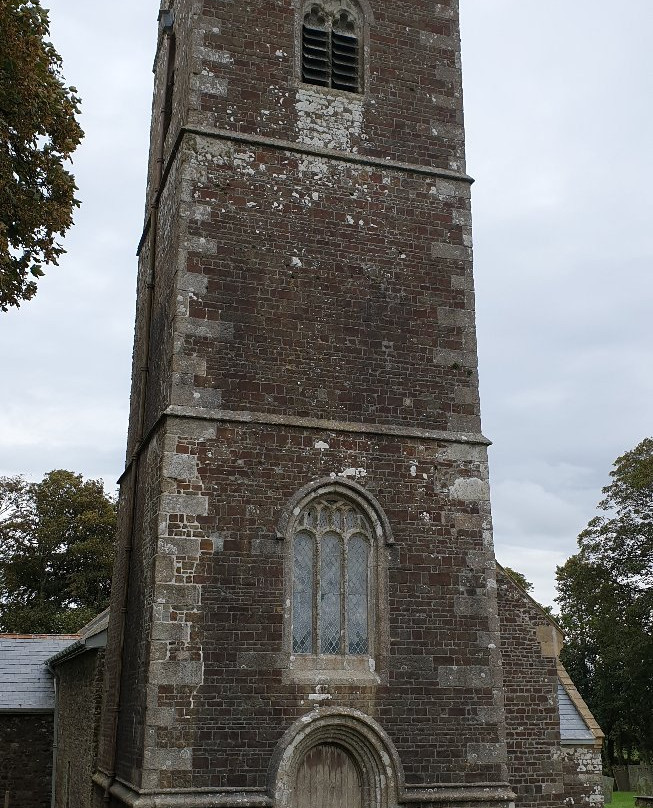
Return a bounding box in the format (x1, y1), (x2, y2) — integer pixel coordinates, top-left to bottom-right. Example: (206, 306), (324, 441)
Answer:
(302, 6), (361, 93)
(292, 497), (371, 655)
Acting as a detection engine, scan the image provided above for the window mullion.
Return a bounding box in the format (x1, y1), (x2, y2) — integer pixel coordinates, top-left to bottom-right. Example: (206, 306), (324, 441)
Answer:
(315, 526), (321, 655)
(342, 532), (348, 656)
(328, 28), (333, 90)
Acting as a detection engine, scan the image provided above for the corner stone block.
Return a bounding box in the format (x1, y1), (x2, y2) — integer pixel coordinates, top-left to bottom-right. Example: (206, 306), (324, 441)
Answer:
(475, 706), (505, 725)
(177, 271), (209, 295)
(162, 452), (198, 481)
(455, 594), (491, 617)
(160, 494), (208, 516)
(467, 743), (508, 765)
(146, 747), (193, 772)
(171, 353), (207, 375)
(155, 583), (201, 607)
(158, 536), (202, 557)
(192, 74), (228, 96)
(438, 665), (493, 688)
(431, 242), (471, 261)
(171, 385), (223, 408)
(151, 621), (191, 642)
(184, 236), (218, 255)
(176, 317), (234, 342)
(448, 477), (490, 502)
(149, 660), (203, 687)
(153, 554), (176, 584)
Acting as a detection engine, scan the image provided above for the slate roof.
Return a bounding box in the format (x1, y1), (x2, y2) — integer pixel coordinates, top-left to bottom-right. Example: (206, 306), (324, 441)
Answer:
(558, 681), (596, 742)
(557, 660), (604, 744)
(0, 636), (79, 712)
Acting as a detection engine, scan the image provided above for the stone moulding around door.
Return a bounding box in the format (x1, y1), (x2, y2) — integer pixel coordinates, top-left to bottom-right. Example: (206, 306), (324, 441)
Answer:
(268, 707), (516, 807)
(269, 707), (402, 808)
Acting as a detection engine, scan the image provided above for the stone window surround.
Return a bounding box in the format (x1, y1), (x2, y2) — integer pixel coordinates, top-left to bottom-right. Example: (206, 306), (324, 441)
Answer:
(293, 0), (374, 97)
(277, 477), (392, 685)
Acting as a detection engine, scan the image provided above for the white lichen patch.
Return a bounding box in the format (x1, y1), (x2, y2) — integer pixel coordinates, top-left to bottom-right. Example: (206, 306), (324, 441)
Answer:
(296, 87), (363, 151)
(315, 440), (329, 450)
(331, 467), (367, 480)
(233, 150), (257, 176)
(449, 477), (489, 502)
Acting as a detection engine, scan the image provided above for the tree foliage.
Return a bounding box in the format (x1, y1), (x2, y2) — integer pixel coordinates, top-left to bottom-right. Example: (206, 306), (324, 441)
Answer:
(502, 566), (534, 593)
(556, 438), (653, 766)
(0, 0), (83, 311)
(0, 470), (116, 633)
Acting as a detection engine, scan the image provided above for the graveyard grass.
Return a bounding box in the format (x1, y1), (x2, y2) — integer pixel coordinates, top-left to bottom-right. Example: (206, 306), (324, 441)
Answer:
(611, 793), (636, 808)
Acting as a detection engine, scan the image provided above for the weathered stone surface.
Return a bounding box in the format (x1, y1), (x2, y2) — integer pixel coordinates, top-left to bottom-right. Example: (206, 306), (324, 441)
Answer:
(91, 2), (601, 807)
(0, 714), (54, 808)
(53, 650), (105, 808)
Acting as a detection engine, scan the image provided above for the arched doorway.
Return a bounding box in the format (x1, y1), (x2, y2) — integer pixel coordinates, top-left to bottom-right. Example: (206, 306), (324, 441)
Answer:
(271, 708), (402, 808)
(292, 744), (363, 808)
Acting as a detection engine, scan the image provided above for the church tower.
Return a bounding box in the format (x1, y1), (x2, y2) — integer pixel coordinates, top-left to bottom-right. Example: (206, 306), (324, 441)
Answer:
(96, 1), (514, 806)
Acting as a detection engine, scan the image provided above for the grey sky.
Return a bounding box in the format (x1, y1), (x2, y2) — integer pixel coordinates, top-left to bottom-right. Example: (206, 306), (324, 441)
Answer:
(1, 2), (651, 607)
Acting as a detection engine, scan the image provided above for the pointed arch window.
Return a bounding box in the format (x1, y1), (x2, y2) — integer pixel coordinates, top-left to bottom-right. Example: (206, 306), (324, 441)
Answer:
(301, 5), (362, 93)
(292, 497), (371, 655)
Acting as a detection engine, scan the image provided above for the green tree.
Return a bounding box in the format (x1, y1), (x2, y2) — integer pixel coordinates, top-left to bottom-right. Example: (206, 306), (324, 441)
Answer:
(556, 438), (653, 766)
(0, 470), (116, 633)
(0, 0), (83, 311)
(502, 566), (534, 593)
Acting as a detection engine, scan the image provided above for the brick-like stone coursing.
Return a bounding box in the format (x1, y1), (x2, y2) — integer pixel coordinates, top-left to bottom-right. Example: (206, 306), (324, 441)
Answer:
(92, 1), (593, 806)
(54, 650), (105, 808)
(0, 714), (54, 808)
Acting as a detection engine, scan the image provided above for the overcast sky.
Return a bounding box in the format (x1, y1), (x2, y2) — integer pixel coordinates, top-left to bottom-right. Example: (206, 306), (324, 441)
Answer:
(1, 1), (651, 607)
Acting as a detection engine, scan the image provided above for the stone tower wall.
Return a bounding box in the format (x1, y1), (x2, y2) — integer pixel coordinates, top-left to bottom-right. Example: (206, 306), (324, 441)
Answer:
(98, 1), (513, 805)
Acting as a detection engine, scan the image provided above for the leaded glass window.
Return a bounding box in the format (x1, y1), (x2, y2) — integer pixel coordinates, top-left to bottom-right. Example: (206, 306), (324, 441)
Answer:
(293, 533), (314, 654)
(347, 535), (368, 654)
(291, 497), (372, 656)
(320, 534), (342, 653)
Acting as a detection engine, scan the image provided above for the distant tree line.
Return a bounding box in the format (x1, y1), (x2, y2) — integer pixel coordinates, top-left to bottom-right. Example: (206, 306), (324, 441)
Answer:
(557, 438), (653, 768)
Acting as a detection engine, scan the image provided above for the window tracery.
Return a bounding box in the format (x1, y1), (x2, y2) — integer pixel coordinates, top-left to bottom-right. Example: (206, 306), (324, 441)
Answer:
(291, 496), (372, 656)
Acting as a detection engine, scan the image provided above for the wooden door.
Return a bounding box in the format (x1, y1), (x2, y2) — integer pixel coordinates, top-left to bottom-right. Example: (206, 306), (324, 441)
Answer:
(293, 744), (363, 808)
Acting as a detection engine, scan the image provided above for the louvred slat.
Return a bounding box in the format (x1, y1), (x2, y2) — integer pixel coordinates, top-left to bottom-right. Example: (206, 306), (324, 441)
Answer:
(302, 25), (329, 87)
(331, 32), (359, 91)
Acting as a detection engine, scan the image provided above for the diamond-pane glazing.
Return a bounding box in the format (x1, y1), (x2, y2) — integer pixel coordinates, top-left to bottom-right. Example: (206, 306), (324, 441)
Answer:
(320, 533), (342, 654)
(347, 535), (369, 654)
(293, 532), (314, 653)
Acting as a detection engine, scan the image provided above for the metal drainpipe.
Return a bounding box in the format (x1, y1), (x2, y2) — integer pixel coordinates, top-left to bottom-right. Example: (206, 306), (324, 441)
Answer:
(47, 662), (59, 808)
(101, 12), (174, 804)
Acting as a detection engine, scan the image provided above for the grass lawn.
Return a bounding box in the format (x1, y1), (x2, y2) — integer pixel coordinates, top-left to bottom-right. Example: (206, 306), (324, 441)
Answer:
(610, 793), (637, 808)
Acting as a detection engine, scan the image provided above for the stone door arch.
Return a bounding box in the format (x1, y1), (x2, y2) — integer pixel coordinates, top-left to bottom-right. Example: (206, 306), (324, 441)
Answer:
(271, 707), (402, 808)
